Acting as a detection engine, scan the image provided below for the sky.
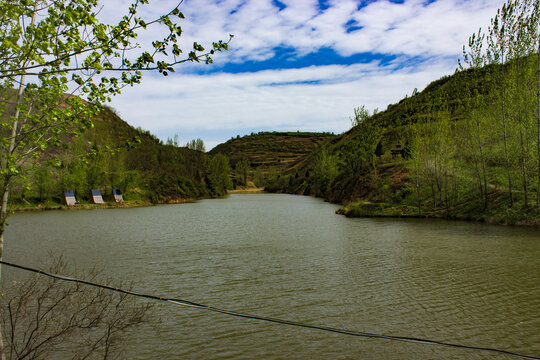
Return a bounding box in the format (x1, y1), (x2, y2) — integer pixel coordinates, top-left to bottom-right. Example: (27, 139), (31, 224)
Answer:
(100, 0), (505, 150)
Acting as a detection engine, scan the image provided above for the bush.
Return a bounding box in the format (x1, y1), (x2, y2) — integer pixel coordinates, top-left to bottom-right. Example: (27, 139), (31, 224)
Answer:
(1, 257), (152, 360)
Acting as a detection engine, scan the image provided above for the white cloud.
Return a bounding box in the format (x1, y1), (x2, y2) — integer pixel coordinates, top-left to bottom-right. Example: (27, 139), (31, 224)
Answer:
(109, 57), (454, 149)
(97, 0), (506, 149)
(171, 0), (502, 61)
(97, 0), (503, 64)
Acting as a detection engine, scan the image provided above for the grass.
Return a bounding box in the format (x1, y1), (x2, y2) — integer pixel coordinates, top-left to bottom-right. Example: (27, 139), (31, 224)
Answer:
(337, 190), (540, 226)
(9, 198), (154, 212)
(336, 201), (420, 218)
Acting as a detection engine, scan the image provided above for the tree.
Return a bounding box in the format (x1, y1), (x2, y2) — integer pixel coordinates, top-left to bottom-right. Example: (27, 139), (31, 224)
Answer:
(166, 133), (180, 147)
(340, 120), (383, 174)
(312, 149), (339, 196)
(207, 153), (232, 196)
(0, 0), (230, 357)
(235, 158), (251, 186)
(0, 0), (230, 267)
(507, 0), (537, 207)
(186, 138), (206, 152)
(33, 165), (55, 202)
(1, 257), (151, 359)
(409, 122), (425, 215)
(484, 0), (540, 207)
(487, 1), (516, 206)
(349, 105), (370, 128)
(536, 0), (540, 209)
(460, 28), (489, 208)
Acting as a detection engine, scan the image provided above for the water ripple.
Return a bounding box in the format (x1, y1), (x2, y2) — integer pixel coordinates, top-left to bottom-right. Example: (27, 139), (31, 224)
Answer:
(4, 194), (540, 359)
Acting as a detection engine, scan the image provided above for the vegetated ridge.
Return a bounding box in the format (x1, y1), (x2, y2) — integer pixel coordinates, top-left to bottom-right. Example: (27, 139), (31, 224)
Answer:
(209, 131), (336, 190)
(262, 56), (540, 226)
(7, 104), (232, 208)
(8, 58), (540, 226)
(210, 131), (336, 170)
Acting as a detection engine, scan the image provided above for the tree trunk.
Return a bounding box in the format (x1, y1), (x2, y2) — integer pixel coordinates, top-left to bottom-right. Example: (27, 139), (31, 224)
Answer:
(0, 178), (8, 360)
(536, 34), (540, 210)
(516, 57), (529, 207)
(475, 92), (489, 209)
(444, 158), (450, 217)
(501, 65), (514, 206)
(470, 134), (484, 202)
(416, 173), (422, 216)
(0, 61), (28, 360)
(0, 77), (26, 271)
(452, 153), (457, 205)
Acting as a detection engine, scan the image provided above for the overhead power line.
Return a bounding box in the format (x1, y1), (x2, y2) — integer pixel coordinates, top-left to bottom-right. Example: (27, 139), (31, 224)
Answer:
(1, 260), (539, 360)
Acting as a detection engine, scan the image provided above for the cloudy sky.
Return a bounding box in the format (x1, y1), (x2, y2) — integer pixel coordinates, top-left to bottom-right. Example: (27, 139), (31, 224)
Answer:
(101, 0), (504, 150)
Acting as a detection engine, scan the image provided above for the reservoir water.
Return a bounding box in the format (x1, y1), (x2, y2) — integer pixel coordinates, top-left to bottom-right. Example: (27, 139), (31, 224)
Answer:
(3, 193), (540, 359)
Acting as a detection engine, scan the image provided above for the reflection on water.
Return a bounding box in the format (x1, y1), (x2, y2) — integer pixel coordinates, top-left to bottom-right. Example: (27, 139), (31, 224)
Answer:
(4, 194), (540, 359)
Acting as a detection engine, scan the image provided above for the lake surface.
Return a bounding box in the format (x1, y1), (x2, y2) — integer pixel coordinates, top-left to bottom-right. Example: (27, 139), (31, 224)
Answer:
(3, 194), (540, 359)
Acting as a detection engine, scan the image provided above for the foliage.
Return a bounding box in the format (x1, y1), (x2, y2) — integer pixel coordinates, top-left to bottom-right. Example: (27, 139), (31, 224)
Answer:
(350, 105), (371, 128)
(210, 132), (336, 171)
(264, 0), (540, 225)
(206, 153), (232, 197)
(186, 138), (206, 152)
(0, 1), (231, 356)
(311, 149), (339, 196)
(5, 106), (219, 205)
(0, 0), (231, 235)
(338, 121), (384, 174)
(166, 133), (180, 147)
(234, 158), (251, 186)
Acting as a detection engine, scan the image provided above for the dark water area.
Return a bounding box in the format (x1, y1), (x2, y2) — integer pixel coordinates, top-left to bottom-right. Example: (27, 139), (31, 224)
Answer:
(4, 194), (540, 359)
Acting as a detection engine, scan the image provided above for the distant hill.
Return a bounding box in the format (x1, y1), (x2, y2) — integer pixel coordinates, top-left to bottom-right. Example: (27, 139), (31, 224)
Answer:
(6, 102), (232, 206)
(6, 52), (539, 224)
(264, 67), (488, 193)
(209, 131), (336, 170)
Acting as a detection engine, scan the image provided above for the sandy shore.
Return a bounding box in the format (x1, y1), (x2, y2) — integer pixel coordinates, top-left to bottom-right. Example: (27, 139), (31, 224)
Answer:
(227, 188), (265, 194)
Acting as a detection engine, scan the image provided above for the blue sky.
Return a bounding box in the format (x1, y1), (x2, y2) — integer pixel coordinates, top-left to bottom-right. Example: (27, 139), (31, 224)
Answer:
(101, 0), (504, 150)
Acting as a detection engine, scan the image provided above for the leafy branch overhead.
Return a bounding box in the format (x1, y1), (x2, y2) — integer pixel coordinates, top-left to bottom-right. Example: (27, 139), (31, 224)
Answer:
(0, 0), (233, 99)
(0, 0), (231, 297)
(0, 0), (231, 178)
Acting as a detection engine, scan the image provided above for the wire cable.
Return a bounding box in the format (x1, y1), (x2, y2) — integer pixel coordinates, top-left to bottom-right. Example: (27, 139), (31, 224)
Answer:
(1, 260), (539, 360)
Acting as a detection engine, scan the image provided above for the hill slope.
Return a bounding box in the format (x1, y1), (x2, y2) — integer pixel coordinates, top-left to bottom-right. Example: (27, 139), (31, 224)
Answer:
(265, 58), (540, 225)
(210, 132), (336, 170)
(7, 104), (232, 207)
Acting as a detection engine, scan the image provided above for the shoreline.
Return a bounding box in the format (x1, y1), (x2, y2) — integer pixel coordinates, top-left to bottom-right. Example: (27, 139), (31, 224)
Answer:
(10, 192), (539, 227)
(9, 200), (155, 212)
(9, 197), (202, 212)
(336, 202), (540, 227)
(227, 188), (265, 194)
(8, 191), (262, 212)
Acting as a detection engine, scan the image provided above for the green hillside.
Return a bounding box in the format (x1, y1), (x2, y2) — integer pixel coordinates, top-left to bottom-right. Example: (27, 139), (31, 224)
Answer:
(6, 105), (232, 208)
(5, 104), (336, 207)
(6, 24), (539, 226)
(265, 55), (540, 225)
(257, 0), (540, 225)
(209, 131), (336, 188)
(210, 132), (336, 169)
